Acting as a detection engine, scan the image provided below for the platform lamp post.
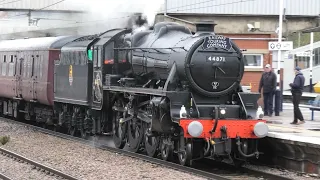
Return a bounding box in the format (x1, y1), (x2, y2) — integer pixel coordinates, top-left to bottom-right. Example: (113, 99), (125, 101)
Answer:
(274, 0), (284, 116)
(309, 32), (314, 93)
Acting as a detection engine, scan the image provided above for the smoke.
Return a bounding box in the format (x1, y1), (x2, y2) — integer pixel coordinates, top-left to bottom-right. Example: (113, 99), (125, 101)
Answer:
(65, 0), (164, 26)
(63, 0), (164, 34)
(0, 0), (164, 39)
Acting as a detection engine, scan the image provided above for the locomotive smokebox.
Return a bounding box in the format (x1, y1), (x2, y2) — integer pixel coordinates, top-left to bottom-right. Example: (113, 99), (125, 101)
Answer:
(194, 21), (217, 34)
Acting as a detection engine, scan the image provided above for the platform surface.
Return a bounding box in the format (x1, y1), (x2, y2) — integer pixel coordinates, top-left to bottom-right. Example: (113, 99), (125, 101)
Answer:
(265, 103), (320, 145)
(283, 90), (319, 98)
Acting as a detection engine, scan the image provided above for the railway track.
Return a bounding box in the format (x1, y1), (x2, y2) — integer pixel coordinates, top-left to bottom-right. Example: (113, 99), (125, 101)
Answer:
(0, 146), (78, 180)
(0, 118), (292, 180)
(0, 173), (11, 180)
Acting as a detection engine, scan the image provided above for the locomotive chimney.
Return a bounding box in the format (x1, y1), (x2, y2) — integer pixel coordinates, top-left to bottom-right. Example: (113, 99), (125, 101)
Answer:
(194, 21), (217, 34)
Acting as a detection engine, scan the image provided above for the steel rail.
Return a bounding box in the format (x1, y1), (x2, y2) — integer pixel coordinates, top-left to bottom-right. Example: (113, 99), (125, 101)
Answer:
(1, 118), (291, 180)
(0, 147), (78, 180)
(0, 173), (12, 180)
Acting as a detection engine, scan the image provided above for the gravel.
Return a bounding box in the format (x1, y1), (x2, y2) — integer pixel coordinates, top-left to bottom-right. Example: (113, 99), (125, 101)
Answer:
(0, 120), (206, 180)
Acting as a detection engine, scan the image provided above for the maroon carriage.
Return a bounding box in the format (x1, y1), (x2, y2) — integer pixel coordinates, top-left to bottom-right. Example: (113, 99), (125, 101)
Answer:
(0, 36), (75, 117)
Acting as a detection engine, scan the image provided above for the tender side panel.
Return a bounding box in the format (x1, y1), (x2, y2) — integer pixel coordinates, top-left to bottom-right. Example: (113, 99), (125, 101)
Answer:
(54, 49), (89, 105)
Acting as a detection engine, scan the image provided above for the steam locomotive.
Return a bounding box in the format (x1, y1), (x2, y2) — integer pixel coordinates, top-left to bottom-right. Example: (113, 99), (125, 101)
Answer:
(0, 20), (268, 166)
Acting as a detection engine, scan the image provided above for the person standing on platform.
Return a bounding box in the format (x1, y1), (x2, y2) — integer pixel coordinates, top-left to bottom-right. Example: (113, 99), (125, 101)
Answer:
(258, 64), (277, 117)
(289, 66), (305, 125)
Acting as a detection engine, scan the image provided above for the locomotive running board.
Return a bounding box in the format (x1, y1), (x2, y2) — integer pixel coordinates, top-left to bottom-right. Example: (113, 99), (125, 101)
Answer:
(104, 86), (174, 96)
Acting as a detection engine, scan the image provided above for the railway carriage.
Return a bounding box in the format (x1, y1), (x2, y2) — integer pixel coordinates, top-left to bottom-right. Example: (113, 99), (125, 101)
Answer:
(0, 19), (269, 167)
(0, 36), (77, 122)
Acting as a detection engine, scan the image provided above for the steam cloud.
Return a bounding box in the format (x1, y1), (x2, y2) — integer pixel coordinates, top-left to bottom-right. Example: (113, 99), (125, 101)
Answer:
(0, 0), (164, 39)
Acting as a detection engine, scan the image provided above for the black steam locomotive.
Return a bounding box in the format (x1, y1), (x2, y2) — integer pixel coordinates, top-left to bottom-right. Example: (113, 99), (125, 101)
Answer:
(0, 20), (268, 167)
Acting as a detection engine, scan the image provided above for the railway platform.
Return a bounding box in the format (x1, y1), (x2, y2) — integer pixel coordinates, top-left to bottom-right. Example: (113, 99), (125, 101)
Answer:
(258, 103), (320, 175)
(282, 91), (319, 104)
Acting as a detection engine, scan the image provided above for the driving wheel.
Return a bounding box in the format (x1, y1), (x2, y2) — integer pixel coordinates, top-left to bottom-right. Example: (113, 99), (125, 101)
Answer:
(128, 118), (144, 153)
(145, 127), (160, 157)
(160, 138), (173, 161)
(112, 99), (127, 149)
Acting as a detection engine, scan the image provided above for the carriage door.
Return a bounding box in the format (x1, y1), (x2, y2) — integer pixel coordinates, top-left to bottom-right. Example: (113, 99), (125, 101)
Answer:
(92, 46), (103, 110)
(14, 52), (23, 98)
(31, 53), (38, 101)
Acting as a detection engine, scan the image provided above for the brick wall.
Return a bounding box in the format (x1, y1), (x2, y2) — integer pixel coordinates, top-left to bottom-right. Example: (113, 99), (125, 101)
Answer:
(221, 33), (275, 93)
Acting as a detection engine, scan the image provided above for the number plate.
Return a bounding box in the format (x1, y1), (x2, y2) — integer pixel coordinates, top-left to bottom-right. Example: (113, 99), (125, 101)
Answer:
(206, 56), (226, 62)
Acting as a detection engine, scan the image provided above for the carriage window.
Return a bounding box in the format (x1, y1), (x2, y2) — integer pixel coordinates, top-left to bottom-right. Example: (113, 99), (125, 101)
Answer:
(94, 49), (98, 67)
(39, 55), (43, 77)
(60, 53), (64, 65)
(76, 51), (81, 65)
(64, 52), (69, 65)
(81, 51), (86, 65)
(14, 56), (18, 76)
(23, 56), (27, 77)
(18, 58), (23, 76)
(31, 56), (35, 77)
(1, 56), (6, 76)
(72, 52), (75, 65)
(8, 55), (15, 76)
(74, 52), (78, 65)
(8, 62), (14, 76)
(62, 52), (68, 65)
(104, 42), (114, 64)
(98, 48), (102, 68)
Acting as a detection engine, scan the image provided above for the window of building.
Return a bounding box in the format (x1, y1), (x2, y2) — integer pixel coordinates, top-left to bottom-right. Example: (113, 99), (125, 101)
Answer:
(243, 54), (263, 68)
(294, 47), (320, 69)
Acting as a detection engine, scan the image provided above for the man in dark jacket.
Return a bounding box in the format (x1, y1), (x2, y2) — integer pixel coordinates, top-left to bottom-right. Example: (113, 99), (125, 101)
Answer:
(259, 64), (277, 117)
(289, 66), (305, 125)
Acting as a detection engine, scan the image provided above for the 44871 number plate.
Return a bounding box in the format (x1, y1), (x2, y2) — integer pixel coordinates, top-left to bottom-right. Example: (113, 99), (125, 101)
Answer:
(206, 56), (226, 62)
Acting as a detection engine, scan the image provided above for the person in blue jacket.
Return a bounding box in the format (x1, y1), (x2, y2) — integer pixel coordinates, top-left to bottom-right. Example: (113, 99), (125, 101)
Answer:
(289, 66), (305, 125)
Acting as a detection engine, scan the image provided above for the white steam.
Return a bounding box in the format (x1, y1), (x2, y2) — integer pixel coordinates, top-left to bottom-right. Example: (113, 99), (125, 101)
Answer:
(0, 0), (164, 39)
(65, 0), (164, 26)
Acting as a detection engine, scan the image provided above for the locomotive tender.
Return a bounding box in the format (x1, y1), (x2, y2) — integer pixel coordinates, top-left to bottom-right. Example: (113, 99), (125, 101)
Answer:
(0, 21), (268, 166)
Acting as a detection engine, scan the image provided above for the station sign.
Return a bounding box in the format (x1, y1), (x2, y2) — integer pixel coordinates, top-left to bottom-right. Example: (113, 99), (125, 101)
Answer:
(268, 41), (293, 51)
